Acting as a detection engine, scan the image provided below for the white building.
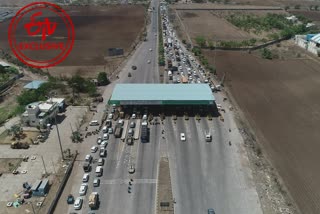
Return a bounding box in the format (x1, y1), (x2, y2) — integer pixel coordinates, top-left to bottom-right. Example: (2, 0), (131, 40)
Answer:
(21, 98), (65, 127)
(295, 33), (320, 56)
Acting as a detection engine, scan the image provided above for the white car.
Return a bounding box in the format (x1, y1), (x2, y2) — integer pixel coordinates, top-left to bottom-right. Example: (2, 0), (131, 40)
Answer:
(142, 114), (148, 120)
(82, 173), (89, 182)
(149, 48), (153, 51)
(97, 137), (102, 144)
(108, 114), (113, 119)
(85, 154), (92, 163)
(103, 133), (109, 140)
(132, 113), (136, 119)
(101, 140), (108, 148)
(180, 133), (186, 141)
(79, 184), (88, 196)
(147, 60), (151, 64)
(91, 146), (98, 153)
(74, 197), (83, 210)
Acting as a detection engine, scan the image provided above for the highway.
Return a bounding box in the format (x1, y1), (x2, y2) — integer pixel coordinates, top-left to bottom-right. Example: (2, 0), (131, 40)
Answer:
(59, 0), (263, 213)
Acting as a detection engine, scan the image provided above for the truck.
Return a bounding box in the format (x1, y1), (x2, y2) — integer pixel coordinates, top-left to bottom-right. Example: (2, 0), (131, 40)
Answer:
(88, 192), (99, 209)
(114, 124), (123, 138)
(11, 142), (29, 149)
(141, 121), (149, 143)
(205, 132), (212, 142)
(168, 71), (172, 80)
(171, 62), (178, 71)
(181, 76), (188, 84)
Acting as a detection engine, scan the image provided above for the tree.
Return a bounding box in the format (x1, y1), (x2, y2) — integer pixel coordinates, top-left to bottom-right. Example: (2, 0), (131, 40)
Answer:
(284, 6), (290, 11)
(195, 36), (206, 48)
(70, 131), (82, 143)
(97, 72), (109, 86)
(315, 5), (319, 11)
(9, 125), (22, 140)
(182, 39), (186, 44)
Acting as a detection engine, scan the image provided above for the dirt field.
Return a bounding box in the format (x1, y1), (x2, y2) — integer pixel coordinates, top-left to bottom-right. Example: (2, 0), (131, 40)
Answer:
(170, 6), (287, 44)
(0, 5), (146, 77)
(202, 47), (320, 213)
(0, 158), (22, 173)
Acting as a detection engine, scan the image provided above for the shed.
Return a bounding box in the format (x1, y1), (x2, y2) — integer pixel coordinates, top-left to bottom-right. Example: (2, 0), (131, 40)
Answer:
(31, 180), (42, 193)
(38, 179), (49, 196)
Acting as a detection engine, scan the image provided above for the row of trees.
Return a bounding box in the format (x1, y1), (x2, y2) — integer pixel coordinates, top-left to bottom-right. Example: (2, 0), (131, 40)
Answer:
(17, 72), (110, 107)
(158, 11), (165, 66)
(191, 47), (216, 74)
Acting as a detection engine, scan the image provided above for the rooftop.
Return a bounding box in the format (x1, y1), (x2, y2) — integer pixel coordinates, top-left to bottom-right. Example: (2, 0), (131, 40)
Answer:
(0, 60), (10, 67)
(109, 84), (215, 105)
(24, 80), (47, 90)
(311, 33), (320, 44)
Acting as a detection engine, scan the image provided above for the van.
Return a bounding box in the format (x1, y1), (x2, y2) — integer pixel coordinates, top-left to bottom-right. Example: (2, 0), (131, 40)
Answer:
(89, 120), (99, 126)
(95, 166), (103, 177)
(82, 173), (89, 182)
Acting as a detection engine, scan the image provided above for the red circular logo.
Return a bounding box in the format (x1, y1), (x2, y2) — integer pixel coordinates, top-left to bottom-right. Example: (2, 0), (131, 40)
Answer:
(8, 2), (75, 68)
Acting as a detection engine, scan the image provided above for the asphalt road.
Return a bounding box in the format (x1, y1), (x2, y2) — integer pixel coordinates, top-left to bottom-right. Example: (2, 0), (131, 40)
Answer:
(89, 0), (161, 213)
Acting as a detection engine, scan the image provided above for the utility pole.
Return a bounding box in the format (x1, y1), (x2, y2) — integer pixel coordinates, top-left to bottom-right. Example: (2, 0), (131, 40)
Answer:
(41, 155), (47, 176)
(55, 115), (64, 160)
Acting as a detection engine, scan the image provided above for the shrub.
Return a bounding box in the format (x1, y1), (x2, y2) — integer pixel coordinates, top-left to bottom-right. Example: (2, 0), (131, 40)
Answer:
(261, 48), (273, 59)
(195, 36), (206, 47)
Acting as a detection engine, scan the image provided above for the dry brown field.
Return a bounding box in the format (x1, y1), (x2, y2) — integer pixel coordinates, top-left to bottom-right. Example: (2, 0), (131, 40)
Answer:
(0, 5), (146, 77)
(203, 48), (320, 214)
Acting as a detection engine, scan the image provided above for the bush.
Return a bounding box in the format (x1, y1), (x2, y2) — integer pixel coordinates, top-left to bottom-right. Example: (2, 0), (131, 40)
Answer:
(195, 36), (206, 48)
(97, 72), (109, 86)
(261, 48), (273, 59)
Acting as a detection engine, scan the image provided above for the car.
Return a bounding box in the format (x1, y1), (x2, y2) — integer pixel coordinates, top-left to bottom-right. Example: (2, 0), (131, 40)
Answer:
(89, 120), (99, 126)
(85, 154), (92, 163)
(101, 140), (108, 148)
(98, 158), (104, 166)
(108, 114), (113, 119)
(93, 178), (100, 187)
(108, 128), (113, 134)
(118, 119), (124, 126)
(180, 133), (186, 141)
(208, 208), (215, 214)
(204, 79), (209, 83)
(132, 113), (136, 119)
(103, 133), (109, 140)
(142, 114), (147, 120)
(79, 183), (88, 196)
(132, 65), (137, 70)
(74, 197), (83, 210)
(102, 126), (108, 133)
(147, 60), (151, 64)
(130, 122), (136, 128)
(67, 194), (74, 204)
(128, 129), (134, 137)
(82, 173), (89, 182)
(96, 137), (102, 144)
(100, 149), (107, 157)
(91, 146), (98, 153)
(149, 48), (152, 51)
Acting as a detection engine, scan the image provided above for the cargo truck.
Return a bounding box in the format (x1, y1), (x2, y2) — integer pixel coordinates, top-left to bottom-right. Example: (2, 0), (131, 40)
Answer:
(114, 124), (123, 138)
(141, 121), (149, 143)
(88, 192), (99, 209)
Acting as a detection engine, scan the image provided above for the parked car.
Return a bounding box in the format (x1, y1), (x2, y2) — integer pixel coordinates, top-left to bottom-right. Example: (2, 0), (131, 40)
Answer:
(98, 158), (104, 166)
(89, 120), (99, 126)
(93, 178), (100, 187)
(67, 194), (74, 204)
(85, 154), (92, 163)
(128, 129), (134, 137)
(91, 146), (98, 153)
(108, 128), (113, 134)
(82, 173), (89, 182)
(100, 140), (108, 148)
(74, 197), (83, 210)
(103, 133), (109, 140)
(208, 208), (215, 214)
(79, 184), (88, 196)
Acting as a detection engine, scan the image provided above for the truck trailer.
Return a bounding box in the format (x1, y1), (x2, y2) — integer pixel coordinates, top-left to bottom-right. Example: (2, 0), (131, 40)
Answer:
(88, 192), (99, 209)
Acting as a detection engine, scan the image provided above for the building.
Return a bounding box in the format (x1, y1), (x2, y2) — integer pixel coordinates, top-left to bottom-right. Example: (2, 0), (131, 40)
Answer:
(0, 60), (10, 67)
(21, 98), (65, 127)
(23, 80), (47, 90)
(108, 84), (216, 115)
(295, 33), (320, 56)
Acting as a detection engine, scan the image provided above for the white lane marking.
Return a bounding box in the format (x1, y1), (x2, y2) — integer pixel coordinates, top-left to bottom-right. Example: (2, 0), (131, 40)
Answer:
(100, 179), (157, 185)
